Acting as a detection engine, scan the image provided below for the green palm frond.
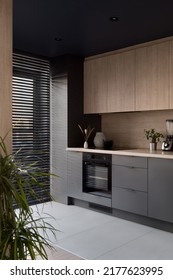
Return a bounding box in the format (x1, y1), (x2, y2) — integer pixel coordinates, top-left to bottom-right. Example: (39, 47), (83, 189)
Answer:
(0, 136), (57, 260)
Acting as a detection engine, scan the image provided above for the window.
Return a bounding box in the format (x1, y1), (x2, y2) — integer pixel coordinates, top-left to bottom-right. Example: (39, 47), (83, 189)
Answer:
(12, 53), (50, 205)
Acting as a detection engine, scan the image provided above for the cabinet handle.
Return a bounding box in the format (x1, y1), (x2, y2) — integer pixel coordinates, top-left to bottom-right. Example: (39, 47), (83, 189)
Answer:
(127, 188), (135, 192)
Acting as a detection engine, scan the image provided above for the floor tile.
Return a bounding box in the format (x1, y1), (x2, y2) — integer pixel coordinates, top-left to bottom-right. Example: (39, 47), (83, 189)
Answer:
(31, 201), (173, 260)
(97, 229), (173, 259)
(57, 219), (153, 259)
(32, 201), (87, 219)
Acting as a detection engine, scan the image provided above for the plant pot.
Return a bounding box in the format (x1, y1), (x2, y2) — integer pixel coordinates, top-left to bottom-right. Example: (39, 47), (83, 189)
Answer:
(150, 142), (157, 151)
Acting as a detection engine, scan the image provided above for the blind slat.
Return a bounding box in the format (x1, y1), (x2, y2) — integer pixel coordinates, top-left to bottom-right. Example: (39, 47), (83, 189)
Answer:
(12, 53), (50, 205)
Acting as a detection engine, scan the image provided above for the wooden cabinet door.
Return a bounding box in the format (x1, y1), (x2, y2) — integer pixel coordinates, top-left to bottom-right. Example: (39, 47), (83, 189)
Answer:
(107, 50), (135, 112)
(135, 41), (170, 111)
(84, 57), (108, 114)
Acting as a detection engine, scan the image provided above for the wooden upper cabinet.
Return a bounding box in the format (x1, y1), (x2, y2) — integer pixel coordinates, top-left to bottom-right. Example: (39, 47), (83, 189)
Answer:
(135, 41), (170, 111)
(84, 56), (108, 114)
(84, 37), (172, 114)
(84, 50), (135, 114)
(107, 50), (135, 112)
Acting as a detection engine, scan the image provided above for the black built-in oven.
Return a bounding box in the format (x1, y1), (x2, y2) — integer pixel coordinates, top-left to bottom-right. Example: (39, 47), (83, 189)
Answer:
(83, 153), (112, 198)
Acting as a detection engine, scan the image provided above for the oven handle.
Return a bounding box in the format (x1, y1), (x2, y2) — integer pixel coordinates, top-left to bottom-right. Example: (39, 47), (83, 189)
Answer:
(83, 161), (110, 167)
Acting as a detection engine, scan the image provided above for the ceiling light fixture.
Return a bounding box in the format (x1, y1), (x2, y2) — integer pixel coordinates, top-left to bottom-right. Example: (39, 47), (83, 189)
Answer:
(54, 37), (62, 42)
(110, 16), (119, 22)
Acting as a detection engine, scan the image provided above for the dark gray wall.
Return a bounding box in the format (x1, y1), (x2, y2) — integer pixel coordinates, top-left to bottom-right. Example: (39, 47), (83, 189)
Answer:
(50, 55), (101, 148)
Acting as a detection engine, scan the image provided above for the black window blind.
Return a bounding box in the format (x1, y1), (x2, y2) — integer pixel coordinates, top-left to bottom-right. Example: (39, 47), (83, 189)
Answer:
(12, 53), (50, 205)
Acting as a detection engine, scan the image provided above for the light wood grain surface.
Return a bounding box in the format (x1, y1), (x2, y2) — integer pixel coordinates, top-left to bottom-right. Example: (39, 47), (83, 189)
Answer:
(0, 0), (12, 152)
(36, 246), (83, 260)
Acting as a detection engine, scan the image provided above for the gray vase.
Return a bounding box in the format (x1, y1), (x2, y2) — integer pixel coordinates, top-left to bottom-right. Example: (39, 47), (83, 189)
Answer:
(150, 142), (157, 151)
(94, 132), (106, 148)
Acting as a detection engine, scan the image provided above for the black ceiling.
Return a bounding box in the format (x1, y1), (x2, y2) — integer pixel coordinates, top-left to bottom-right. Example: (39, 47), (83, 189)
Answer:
(13, 0), (173, 58)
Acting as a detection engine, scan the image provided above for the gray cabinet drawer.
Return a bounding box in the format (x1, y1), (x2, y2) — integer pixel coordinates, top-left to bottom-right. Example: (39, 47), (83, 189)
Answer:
(112, 155), (147, 168)
(112, 187), (147, 216)
(112, 165), (147, 192)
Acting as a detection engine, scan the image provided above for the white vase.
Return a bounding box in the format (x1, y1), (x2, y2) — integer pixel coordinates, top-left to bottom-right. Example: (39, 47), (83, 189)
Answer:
(93, 132), (106, 148)
(84, 141), (88, 149)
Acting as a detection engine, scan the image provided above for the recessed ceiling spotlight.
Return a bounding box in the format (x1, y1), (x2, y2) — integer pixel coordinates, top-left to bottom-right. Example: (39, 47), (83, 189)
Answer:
(110, 16), (119, 22)
(54, 37), (62, 42)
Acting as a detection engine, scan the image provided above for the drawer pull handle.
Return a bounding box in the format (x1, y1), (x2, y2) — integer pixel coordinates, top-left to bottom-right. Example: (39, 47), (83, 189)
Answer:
(128, 188), (135, 192)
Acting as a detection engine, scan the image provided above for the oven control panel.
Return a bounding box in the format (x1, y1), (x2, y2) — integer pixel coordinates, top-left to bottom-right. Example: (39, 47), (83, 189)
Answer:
(83, 153), (111, 163)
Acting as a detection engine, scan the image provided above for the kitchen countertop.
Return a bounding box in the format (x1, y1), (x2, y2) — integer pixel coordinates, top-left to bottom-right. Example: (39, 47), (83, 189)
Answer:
(66, 147), (173, 159)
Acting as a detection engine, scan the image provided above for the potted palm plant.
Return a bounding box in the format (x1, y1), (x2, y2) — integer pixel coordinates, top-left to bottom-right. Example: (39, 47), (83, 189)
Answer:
(0, 136), (56, 260)
(144, 128), (164, 151)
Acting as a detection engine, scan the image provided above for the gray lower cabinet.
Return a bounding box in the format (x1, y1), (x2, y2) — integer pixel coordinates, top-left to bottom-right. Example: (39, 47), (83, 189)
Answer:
(66, 152), (173, 224)
(67, 151), (83, 199)
(148, 158), (173, 223)
(112, 155), (148, 215)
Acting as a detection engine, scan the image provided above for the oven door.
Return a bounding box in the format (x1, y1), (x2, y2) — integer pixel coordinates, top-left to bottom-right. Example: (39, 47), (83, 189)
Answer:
(83, 160), (111, 196)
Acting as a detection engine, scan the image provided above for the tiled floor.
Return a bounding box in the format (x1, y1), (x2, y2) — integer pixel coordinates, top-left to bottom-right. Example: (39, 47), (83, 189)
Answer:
(32, 201), (173, 260)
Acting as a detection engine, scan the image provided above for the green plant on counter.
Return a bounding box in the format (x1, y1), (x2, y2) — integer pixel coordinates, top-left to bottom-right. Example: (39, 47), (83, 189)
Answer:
(0, 135), (57, 260)
(144, 128), (164, 143)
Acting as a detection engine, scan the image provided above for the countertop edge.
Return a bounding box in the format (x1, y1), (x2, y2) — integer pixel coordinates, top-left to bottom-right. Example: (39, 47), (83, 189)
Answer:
(66, 147), (173, 159)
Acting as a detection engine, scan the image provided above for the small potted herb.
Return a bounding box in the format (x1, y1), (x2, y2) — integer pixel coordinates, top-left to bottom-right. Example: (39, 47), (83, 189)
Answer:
(144, 128), (164, 151)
